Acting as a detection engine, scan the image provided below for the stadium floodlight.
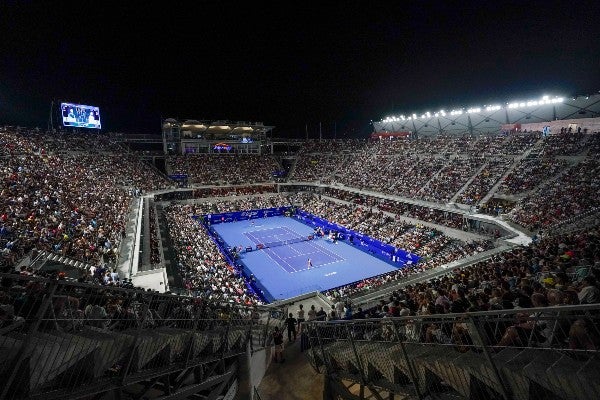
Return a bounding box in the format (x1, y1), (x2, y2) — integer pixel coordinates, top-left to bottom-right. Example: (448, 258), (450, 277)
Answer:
(376, 93), (564, 121)
(486, 105), (501, 111)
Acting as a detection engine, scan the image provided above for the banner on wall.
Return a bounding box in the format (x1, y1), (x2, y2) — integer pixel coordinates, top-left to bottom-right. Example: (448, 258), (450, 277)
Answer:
(200, 206), (292, 225)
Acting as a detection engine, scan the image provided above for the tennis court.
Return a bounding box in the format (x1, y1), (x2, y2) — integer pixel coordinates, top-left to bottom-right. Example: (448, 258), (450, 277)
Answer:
(243, 226), (344, 273)
(210, 215), (405, 301)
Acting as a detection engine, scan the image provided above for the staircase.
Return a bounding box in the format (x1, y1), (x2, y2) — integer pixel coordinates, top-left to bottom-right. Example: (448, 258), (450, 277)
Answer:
(450, 161), (490, 204)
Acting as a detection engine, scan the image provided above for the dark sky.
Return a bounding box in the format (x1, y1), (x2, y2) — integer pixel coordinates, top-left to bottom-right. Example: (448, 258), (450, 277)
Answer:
(1, 0), (599, 138)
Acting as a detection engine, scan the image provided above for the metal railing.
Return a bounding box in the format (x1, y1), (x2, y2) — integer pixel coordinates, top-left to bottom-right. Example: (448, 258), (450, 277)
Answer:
(0, 273), (285, 400)
(253, 386), (263, 400)
(305, 305), (600, 400)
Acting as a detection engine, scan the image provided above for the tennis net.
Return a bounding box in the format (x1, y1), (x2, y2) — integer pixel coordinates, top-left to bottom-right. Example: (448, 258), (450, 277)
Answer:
(259, 235), (313, 249)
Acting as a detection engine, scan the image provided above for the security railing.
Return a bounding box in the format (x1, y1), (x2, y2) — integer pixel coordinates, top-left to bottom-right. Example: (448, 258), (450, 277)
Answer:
(0, 273), (283, 400)
(305, 305), (600, 400)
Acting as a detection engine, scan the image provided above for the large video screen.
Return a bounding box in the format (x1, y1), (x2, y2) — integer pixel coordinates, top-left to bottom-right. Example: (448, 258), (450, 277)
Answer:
(60, 103), (101, 129)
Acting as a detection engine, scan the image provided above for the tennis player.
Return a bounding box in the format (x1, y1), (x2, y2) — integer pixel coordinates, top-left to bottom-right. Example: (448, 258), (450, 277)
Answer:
(307, 258), (313, 269)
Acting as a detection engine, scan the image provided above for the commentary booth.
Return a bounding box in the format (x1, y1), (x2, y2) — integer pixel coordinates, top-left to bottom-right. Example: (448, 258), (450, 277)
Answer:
(162, 118), (275, 155)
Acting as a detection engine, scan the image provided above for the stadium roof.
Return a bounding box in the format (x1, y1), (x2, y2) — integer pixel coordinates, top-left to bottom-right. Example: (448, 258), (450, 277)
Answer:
(373, 93), (600, 135)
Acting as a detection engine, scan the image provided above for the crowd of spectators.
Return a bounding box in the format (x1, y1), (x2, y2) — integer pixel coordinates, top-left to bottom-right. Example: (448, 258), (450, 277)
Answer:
(164, 204), (264, 306)
(148, 205), (161, 266)
(458, 157), (514, 205)
(541, 132), (588, 156)
(322, 188), (465, 230)
(166, 154), (280, 185)
(290, 134), (544, 203)
(418, 157), (485, 203)
(498, 157), (568, 195)
(192, 185), (277, 198)
(292, 154), (346, 182)
(323, 225), (600, 350)
(0, 127), (171, 272)
(288, 133), (599, 232)
(0, 272), (255, 342)
(509, 157), (600, 231)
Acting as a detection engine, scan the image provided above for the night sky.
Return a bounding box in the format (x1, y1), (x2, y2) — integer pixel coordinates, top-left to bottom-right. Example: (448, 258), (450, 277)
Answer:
(1, 0), (599, 138)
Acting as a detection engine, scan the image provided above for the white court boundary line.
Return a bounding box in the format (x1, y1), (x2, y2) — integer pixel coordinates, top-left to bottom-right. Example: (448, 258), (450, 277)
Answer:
(245, 225), (345, 273)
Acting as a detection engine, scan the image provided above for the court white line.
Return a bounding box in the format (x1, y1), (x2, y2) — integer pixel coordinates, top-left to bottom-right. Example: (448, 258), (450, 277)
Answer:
(244, 231), (262, 245)
(303, 240), (344, 261)
(263, 247), (298, 273)
(277, 249), (321, 260)
(259, 247), (298, 273)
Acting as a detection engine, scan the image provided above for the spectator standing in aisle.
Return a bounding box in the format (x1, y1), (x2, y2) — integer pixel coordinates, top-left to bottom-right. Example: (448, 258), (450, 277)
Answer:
(285, 313), (297, 342)
(297, 304), (305, 331)
(307, 304), (317, 321)
(272, 327), (285, 363)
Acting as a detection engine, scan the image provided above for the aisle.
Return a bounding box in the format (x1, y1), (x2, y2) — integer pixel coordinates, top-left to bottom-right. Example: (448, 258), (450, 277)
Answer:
(258, 334), (324, 400)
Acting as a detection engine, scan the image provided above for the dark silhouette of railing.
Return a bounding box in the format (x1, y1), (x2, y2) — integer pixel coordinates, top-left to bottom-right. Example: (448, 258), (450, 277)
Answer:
(0, 273), (283, 400)
(304, 305), (600, 400)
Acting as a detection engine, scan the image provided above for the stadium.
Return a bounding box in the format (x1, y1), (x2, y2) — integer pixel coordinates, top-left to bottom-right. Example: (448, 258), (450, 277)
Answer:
(2, 2), (600, 400)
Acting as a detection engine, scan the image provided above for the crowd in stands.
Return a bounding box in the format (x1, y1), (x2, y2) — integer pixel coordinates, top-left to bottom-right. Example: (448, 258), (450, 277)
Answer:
(320, 188), (506, 237)
(0, 127), (171, 273)
(292, 154), (346, 183)
(320, 225), (600, 350)
(419, 157), (485, 203)
(509, 157), (600, 231)
(541, 132), (588, 156)
(292, 135), (544, 204)
(148, 205), (161, 266)
(166, 154), (280, 185)
(164, 204), (265, 305)
(498, 157), (568, 195)
(192, 185), (277, 198)
(457, 157), (514, 205)
(338, 153), (447, 197)
(0, 271), (255, 337)
(288, 133), (599, 232)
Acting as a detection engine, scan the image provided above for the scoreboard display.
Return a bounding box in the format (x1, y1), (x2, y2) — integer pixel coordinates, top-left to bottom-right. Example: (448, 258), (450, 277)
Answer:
(61, 103), (101, 129)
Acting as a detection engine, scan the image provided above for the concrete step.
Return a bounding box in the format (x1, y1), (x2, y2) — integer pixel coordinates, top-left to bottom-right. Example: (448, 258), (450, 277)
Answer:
(13, 332), (83, 391)
(397, 343), (452, 395)
(543, 353), (600, 400)
(192, 332), (213, 357)
(491, 348), (534, 400)
(0, 334), (23, 377)
(327, 340), (361, 374)
(521, 350), (563, 396)
(359, 342), (402, 383)
(155, 328), (191, 362)
(76, 327), (135, 376)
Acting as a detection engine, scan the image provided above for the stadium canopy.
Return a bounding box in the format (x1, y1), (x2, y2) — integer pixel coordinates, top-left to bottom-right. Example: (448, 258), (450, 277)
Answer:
(373, 93), (600, 135)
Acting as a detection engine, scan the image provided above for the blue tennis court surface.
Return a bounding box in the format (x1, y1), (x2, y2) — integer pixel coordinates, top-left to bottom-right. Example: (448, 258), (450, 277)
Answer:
(243, 226), (343, 273)
(210, 216), (405, 301)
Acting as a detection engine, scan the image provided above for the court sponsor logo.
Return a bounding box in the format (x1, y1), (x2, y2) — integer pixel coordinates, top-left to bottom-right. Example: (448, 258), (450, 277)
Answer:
(324, 271), (337, 277)
(240, 211), (260, 218)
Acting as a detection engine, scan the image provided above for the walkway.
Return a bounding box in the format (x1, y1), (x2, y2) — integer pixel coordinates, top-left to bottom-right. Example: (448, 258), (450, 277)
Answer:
(258, 334), (323, 400)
